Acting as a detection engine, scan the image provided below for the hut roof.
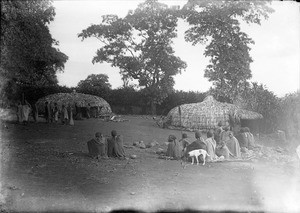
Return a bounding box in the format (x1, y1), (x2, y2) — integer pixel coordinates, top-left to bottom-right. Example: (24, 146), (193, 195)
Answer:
(36, 92), (112, 114)
(163, 95), (263, 130)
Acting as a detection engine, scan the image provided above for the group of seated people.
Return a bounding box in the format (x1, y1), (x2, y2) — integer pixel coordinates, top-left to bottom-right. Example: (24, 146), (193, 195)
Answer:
(166, 123), (258, 163)
(87, 123), (257, 164)
(87, 130), (126, 159)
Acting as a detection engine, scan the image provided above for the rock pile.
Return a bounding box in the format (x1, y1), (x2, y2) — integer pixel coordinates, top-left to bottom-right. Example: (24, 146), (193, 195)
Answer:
(133, 140), (159, 149)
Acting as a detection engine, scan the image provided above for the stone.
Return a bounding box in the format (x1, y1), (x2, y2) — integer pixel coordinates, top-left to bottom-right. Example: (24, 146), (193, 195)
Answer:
(156, 148), (165, 154)
(146, 141), (157, 148)
(138, 141), (146, 149)
(130, 155), (137, 159)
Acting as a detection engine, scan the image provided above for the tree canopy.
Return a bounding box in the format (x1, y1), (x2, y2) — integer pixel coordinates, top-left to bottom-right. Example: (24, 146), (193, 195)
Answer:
(1, 0), (68, 102)
(182, 0), (274, 102)
(78, 0), (187, 114)
(76, 74), (111, 99)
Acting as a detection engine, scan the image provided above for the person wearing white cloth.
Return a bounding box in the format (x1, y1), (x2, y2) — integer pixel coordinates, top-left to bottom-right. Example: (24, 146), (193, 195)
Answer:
(21, 100), (31, 125)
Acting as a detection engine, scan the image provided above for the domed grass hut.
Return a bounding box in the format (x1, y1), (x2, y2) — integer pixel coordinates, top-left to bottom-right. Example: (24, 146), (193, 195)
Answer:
(36, 92), (112, 118)
(162, 96), (263, 132)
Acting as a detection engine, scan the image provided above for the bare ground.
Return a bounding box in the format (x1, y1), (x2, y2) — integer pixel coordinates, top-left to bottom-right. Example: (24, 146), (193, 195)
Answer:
(1, 115), (300, 212)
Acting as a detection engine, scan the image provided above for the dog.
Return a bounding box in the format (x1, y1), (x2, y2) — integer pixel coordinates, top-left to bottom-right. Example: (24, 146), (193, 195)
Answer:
(187, 149), (210, 165)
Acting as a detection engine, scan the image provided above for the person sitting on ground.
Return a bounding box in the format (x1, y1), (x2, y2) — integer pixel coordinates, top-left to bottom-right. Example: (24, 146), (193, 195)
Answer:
(204, 130), (218, 161)
(179, 133), (190, 150)
(236, 127), (249, 151)
(225, 131), (241, 158)
(244, 127), (259, 150)
(215, 141), (231, 160)
(220, 125), (231, 142)
(214, 121), (224, 144)
(166, 135), (183, 160)
(107, 130), (126, 158)
(87, 132), (107, 159)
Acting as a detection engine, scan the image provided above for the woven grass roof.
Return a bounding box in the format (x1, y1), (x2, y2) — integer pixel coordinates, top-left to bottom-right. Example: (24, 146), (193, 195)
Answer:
(36, 92), (112, 114)
(163, 96), (263, 130)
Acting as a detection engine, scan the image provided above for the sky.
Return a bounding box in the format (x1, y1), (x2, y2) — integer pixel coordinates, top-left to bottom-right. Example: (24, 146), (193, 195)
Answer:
(49, 0), (300, 97)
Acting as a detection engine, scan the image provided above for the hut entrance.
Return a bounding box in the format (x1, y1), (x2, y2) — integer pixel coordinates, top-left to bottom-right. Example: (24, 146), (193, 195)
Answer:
(240, 119), (260, 134)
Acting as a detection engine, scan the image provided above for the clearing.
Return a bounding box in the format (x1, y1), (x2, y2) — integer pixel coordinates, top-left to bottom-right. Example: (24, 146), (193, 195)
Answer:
(1, 115), (300, 212)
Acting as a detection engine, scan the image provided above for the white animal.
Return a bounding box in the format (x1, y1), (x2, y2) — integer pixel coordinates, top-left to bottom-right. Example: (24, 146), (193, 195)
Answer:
(188, 149), (210, 165)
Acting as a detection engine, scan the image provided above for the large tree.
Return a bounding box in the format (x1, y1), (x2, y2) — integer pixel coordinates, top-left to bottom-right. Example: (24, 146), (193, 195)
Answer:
(76, 74), (111, 99)
(182, 0), (274, 103)
(1, 0), (68, 103)
(78, 0), (186, 114)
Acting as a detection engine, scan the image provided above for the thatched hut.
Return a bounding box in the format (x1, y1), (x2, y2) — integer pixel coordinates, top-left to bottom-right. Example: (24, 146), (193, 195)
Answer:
(162, 96), (263, 131)
(36, 92), (112, 117)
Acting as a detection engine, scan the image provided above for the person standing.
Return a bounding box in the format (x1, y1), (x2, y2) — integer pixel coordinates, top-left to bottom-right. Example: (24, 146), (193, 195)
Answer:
(61, 104), (69, 125)
(68, 104), (74, 125)
(49, 102), (54, 123)
(86, 103), (91, 119)
(17, 101), (23, 124)
(21, 100), (31, 125)
(53, 103), (59, 123)
(32, 102), (39, 123)
(44, 101), (51, 123)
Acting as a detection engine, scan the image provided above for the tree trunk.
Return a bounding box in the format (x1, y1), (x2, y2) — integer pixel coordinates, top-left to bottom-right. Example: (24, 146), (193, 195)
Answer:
(150, 101), (156, 115)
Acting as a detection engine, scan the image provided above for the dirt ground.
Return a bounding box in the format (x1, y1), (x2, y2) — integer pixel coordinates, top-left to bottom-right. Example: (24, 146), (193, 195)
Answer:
(1, 115), (300, 212)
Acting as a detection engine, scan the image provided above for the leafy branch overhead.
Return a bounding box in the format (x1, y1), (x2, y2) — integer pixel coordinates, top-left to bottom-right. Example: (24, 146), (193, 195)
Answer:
(78, 0), (187, 113)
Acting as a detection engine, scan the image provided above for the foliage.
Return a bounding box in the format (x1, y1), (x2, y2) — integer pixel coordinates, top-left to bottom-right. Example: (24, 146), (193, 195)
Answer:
(78, 0), (186, 114)
(182, 0), (274, 102)
(278, 92), (300, 139)
(76, 74), (111, 100)
(107, 86), (144, 114)
(1, 0), (68, 102)
(157, 90), (206, 115)
(23, 85), (72, 104)
(241, 82), (280, 133)
(78, 86), (206, 115)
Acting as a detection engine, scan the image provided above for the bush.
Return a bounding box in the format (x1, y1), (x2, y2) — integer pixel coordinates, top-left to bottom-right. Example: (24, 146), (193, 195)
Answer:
(242, 82), (281, 134)
(278, 92), (300, 139)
